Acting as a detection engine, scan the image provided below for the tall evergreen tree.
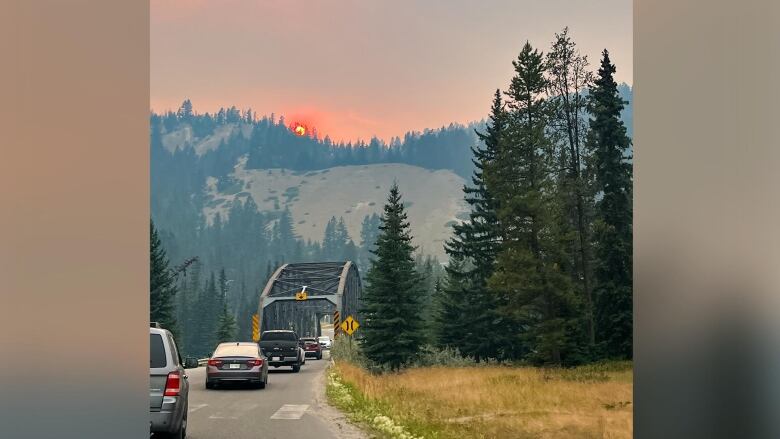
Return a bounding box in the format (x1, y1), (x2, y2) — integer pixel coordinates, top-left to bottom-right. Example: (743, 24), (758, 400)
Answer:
(434, 257), (470, 349)
(587, 49), (633, 359)
(215, 301), (238, 343)
(487, 42), (584, 365)
(322, 217), (339, 260)
(151, 220), (178, 336)
(360, 183), (424, 370)
(358, 213), (382, 274)
(546, 27), (597, 349)
(443, 90), (511, 361)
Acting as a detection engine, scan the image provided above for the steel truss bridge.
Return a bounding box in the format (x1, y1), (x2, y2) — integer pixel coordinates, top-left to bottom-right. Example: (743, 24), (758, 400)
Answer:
(257, 261), (362, 338)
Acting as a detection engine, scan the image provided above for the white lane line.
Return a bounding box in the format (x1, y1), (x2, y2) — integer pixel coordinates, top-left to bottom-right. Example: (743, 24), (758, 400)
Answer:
(208, 414), (238, 420)
(188, 403), (208, 413)
(270, 404), (309, 420)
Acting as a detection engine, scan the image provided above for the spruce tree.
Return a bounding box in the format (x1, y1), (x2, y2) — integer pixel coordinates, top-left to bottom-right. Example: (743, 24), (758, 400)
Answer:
(150, 220), (178, 336)
(546, 27), (597, 349)
(587, 49), (633, 359)
(487, 42), (583, 365)
(360, 183), (424, 370)
(443, 90), (511, 361)
(434, 256), (471, 350)
(215, 301), (238, 343)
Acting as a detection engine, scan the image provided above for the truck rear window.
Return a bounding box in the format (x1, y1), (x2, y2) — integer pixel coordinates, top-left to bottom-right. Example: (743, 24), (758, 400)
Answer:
(261, 332), (297, 341)
(150, 333), (167, 368)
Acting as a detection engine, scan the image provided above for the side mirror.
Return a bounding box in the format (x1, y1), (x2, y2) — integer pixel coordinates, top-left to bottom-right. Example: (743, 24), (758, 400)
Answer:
(184, 357), (199, 368)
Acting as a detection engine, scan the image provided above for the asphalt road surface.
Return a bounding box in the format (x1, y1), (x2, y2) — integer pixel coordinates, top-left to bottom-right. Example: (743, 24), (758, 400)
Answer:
(179, 327), (365, 439)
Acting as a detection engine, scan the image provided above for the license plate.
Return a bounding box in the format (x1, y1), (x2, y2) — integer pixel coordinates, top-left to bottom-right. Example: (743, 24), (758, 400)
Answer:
(229, 363), (240, 369)
(275, 357), (281, 361)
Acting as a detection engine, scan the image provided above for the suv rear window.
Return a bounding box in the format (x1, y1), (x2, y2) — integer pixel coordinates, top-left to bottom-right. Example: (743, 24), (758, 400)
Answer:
(213, 344), (259, 357)
(150, 333), (167, 368)
(261, 331), (297, 341)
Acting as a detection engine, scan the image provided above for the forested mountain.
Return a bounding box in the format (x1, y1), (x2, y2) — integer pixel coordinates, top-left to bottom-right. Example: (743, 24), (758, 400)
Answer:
(151, 84), (631, 357)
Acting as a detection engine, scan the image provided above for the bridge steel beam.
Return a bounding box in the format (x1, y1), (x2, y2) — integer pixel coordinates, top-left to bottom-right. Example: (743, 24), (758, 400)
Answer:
(256, 261), (362, 338)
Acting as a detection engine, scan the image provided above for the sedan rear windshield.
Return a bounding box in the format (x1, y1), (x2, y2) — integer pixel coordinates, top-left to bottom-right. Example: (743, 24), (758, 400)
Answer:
(150, 333), (167, 368)
(213, 344), (259, 358)
(261, 332), (297, 341)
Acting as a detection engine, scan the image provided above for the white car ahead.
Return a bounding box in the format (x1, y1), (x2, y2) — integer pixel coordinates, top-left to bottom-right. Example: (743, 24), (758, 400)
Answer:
(318, 335), (332, 349)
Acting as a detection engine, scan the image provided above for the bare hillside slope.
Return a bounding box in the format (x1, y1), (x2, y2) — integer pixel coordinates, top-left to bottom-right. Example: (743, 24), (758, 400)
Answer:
(204, 158), (469, 260)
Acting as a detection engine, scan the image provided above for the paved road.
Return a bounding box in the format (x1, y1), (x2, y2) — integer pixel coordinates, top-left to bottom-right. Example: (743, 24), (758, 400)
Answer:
(180, 327), (364, 439)
(184, 353), (338, 439)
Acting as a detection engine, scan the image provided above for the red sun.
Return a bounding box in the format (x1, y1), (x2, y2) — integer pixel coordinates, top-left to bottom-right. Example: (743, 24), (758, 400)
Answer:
(290, 122), (307, 136)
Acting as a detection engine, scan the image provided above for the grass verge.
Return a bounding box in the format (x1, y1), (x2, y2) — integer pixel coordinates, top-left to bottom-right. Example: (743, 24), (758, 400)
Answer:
(327, 360), (632, 439)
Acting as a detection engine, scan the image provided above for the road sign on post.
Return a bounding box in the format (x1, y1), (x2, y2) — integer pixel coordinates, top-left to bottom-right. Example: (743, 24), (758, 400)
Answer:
(333, 310), (340, 337)
(340, 315), (359, 336)
(252, 314), (260, 342)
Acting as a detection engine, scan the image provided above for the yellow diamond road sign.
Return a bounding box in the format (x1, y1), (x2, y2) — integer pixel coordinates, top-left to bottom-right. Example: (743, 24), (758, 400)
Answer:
(295, 291), (308, 301)
(340, 315), (359, 335)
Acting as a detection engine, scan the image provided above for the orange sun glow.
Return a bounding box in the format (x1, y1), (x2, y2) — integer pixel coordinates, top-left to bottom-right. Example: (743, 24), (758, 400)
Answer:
(292, 123), (306, 136)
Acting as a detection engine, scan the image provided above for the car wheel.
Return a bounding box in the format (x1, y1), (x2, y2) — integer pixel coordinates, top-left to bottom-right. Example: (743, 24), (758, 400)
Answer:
(205, 380), (214, 390)
(292, 363), (300, 373)
(318, 352), (322, 360)
(258, 376), (266, 389)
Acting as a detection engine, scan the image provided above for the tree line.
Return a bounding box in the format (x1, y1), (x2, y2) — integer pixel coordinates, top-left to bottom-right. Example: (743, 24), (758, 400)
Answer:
(360, 29), (632, 369)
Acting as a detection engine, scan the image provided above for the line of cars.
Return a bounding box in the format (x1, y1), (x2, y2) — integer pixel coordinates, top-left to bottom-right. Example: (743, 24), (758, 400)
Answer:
(149, 323), (332, 438)
(204, 329), (333, 388)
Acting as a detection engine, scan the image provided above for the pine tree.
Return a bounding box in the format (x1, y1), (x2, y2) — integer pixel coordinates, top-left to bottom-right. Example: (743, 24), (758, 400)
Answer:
(215, 301), (238, 343)
(322, 217), (338, 260)
(546, 27), (597, 349)
(444, 89), (512, 361)
(588, 49), (633, 359)
(360, 183), (424, 370)
(434, 257), (470, 349)
(151, 220), (178, 336)
(192, 272), (221, 356)
(487, 42), (583, 365)
(358, 213), (381, 273)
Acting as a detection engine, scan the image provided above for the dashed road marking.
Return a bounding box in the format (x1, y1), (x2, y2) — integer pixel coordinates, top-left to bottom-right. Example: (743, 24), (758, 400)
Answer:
(270, 404), (309, 420)
(208, 414), (238, 420)
(189, 404), (208, 413)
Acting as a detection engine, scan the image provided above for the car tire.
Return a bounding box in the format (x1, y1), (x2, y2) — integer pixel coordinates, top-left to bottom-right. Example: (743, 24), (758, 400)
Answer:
(205, 380), (214, 390)
(292, 363), (300, 373)
(317, 352), (322, 360)
(258, 376), (267, 389)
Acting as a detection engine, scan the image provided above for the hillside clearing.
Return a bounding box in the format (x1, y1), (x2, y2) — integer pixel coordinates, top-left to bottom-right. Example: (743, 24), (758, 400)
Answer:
(204, 160), (469, 260)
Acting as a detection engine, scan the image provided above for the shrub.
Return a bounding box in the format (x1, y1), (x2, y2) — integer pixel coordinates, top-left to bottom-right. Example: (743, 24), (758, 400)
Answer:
(410, 345), (478, 368)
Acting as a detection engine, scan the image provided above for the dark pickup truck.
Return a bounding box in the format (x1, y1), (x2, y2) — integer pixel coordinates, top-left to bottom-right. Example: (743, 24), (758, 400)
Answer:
(259, 330), (304, 372)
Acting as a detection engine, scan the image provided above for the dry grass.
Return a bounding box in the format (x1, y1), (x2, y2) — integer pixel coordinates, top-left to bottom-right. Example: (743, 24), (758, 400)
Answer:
(330, 361), (632, 439)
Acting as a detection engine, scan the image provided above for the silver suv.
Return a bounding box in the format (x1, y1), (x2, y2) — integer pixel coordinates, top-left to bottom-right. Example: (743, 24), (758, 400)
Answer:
(150, 324), (189, 438)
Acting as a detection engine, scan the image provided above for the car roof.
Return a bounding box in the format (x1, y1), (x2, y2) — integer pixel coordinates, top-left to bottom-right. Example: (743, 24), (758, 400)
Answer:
(217, 341), (258, 346)
(262, 329), (294, 333)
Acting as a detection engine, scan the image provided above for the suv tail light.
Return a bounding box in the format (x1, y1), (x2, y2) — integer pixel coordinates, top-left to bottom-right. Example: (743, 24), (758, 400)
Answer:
(207, 359), (222, 367)
(247, 358), (263, 367)
(164, 371), (181, 396)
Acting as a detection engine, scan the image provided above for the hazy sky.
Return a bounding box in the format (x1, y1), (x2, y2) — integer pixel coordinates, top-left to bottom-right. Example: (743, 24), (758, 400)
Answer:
(151, 0), (632, 143)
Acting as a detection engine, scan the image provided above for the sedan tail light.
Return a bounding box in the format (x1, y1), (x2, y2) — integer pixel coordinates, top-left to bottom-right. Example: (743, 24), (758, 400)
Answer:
(164, 371), (181, 396)
(207, 359), (223, 367)
(247, 358), (263, 367)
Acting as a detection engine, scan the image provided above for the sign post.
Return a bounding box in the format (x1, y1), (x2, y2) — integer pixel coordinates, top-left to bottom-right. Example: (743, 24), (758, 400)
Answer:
(333, 310), (341, 337)
(251, 314), (260, 342)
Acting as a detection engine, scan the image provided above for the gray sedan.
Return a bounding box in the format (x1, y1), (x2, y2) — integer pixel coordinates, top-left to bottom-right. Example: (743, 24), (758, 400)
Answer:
(205, 342), (269, 389)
